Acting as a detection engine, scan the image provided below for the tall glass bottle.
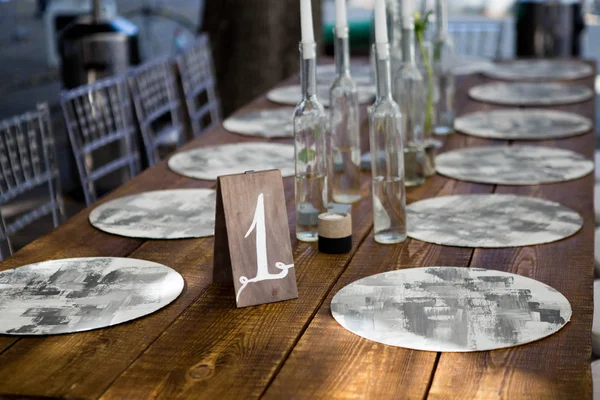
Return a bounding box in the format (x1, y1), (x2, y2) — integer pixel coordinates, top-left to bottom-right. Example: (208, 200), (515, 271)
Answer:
(329, 27), (361, 204)
(433, 0), (455, 135)
(393, 17), (426, 187)
(294, 42), (328, 242)
(369, 43), (407, 244)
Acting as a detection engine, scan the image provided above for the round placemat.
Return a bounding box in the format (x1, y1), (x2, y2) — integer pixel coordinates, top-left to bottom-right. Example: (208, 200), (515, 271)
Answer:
(452, 56), (495, 76)
(469, 82), (593, 106)
(89, 189), (216, 239)
(484, 60), (593, 81)
(267, 85), (375, 107)
(331, 266), (571, 352)
(407, 194), (582, 248)
(435, 146), (593, 185)
(168, 142), (295, 180)
(223, 108), (294, 138)
(455, 109), (592, 140)
(0, 257), (184, 335)
(316, 63), (372, 85)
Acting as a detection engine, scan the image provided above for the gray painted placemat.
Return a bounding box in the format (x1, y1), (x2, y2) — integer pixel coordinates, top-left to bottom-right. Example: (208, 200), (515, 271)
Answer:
(452, 56), (495, 76)
(266, 84), (375, 107)
(455, 109), (592, 140)
(407, 194), (582, 248)
(168, 142), (295, 180)
(0, 257), (184, 335)
(484, 60), (593, 81)
(89, 189), (216, 239)
(223, 108), (294, 138)
(469, 82), (593, 106)
(435, 146), (593, 185)
(331, 266), (571, 352)
(316, 63), (372, 85)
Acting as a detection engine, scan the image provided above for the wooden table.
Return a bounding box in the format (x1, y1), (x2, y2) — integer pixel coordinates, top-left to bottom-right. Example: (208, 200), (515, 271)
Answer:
(0, 66), (595, 399)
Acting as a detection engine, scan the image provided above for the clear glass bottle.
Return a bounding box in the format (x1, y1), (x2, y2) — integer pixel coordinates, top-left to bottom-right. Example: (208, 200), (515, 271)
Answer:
(415, 39), (439, 177)
(329, 27), (361, 204)
(433, 0), (455, 135)
(393, 18), (426, 187)
(369, 43), (407, 244)
(294, 42), (328, 242)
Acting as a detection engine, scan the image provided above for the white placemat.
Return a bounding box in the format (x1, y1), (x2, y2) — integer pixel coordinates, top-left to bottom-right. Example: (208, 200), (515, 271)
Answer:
(89, 189), (216, 239)
(168, 142), (295, 180)
(0, 257), (184, 335)
(469, 82), (593, 106)
(455, 109), (592, 140)
(484, 60), (593, 81)
(316, 63), (373, 85)
(267, 84), (375, 107)
(331, 266), (571, 352)
(435, 146), (593, 185)
(223, 108), (294, 138)
(452, 56), (495, 76)
(407, 194), (582, 248)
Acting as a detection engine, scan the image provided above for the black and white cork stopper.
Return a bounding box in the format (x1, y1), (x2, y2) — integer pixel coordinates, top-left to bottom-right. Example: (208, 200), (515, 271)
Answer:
(318, 212), (352, 254)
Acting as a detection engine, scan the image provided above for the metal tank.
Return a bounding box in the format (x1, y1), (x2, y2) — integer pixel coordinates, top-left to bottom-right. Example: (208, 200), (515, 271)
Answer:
(59, 0), (140, 88)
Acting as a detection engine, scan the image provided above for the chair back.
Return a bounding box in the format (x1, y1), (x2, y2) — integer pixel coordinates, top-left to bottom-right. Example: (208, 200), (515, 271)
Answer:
(0, 103), (64, 259)
(449, 20), (504, 59)
(61, 76), (140, 205)
(176, 34), (221, 137)
(128, 57), (184, 165)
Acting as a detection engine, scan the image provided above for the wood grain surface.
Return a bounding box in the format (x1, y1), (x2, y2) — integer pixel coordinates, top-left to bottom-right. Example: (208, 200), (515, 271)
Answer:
(0, 63), (594, 400)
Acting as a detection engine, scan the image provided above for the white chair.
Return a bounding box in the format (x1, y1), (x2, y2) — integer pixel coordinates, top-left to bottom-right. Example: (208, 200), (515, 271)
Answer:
(128, 57), (184, 166)
(176, 34), (221, 138)
(61, 76), (141, 205)
(0, 104), (64, 260)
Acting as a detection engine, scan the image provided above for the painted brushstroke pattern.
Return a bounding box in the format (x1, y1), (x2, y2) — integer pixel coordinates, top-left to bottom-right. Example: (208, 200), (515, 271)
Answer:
(455, 109), (592, 140)
(168, 142), (295, 181)
(407, 194), (582, 248)
(0, 257), (184, 335)
(223, 108), (295, 138)
(331, 267), (571, 352)
(435, 146), (593, 185)
(266, 84), (375, 107)
(485, 60), (593, 81)
(89, 189), (216, 239)
(469, 82), (593, 106)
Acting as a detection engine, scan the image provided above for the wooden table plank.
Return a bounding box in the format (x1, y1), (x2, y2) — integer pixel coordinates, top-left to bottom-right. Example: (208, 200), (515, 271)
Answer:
(0, 88), (294, 398)
(427, 70), (596, 399)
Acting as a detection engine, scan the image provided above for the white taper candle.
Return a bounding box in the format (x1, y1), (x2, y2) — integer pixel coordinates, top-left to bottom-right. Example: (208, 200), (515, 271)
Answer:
(335, 0), (348, 37)
(402, 0), (413, 26)
(300, 0), (316, 58)
(374, 0), (389, 59)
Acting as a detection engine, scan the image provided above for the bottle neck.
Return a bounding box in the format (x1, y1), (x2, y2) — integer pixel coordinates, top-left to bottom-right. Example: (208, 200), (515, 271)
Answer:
(300, 43), (317, 99)
(374, 44), (392, 100)
(401, 28), (415, 65)
(435, 0), (448, 38)
(334, 29), (350, 78)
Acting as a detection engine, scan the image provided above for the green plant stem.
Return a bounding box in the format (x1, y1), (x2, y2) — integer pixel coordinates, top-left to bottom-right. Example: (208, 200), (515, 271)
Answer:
(416, 31), (434, 136)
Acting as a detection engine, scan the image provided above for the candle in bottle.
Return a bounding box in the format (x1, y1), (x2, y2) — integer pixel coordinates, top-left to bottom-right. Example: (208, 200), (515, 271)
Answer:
(335, 0), (348, 37)
(300, 0), (316, 58)
(374, 0), (389, 59)
(402, 0), (413, 26)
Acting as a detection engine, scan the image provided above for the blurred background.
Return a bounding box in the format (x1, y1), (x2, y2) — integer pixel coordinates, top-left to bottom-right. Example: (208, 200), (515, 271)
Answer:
(0, 0), (599, 119)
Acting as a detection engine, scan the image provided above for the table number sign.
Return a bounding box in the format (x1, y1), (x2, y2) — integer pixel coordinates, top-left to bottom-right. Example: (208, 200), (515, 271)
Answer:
(213, 169), (298, 308)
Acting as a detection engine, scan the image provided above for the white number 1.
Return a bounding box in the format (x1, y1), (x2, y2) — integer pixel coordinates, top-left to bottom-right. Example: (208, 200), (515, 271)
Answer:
(236, 193), (294, 302)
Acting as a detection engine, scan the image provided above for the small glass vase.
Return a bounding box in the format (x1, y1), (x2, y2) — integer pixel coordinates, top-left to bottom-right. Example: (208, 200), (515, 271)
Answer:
(369, 43), (407, 245)
(329, 27), (361, 204)
(415, 39), (440, 177)
(293, 42), (328, 242)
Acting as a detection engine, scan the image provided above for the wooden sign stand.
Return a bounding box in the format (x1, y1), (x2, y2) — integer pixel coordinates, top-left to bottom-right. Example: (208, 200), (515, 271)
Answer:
(213, 169), (297, 308)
